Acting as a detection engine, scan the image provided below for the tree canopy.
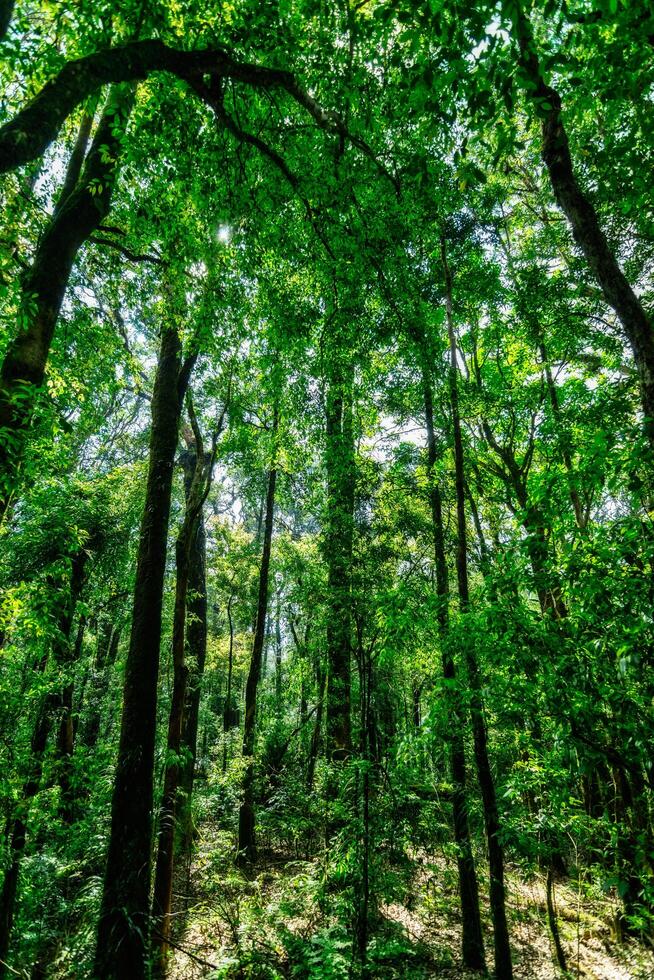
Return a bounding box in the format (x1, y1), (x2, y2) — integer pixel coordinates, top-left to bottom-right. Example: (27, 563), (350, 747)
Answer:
(1, 2), (653, 978)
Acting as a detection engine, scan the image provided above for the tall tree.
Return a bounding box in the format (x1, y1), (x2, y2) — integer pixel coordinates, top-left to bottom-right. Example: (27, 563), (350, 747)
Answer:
(238, 406), (278, 863)
(324, 347), (355, 762)
(0, 85), (134, 516)
(442, 236), (513, 979)
(151, 402), (220, 976)
(94, 321), (196, 979)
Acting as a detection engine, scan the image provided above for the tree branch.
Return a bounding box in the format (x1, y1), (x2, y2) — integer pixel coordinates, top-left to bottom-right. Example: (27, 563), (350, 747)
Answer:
(0, 36), (398, 192)
(88, 235), (165, 265)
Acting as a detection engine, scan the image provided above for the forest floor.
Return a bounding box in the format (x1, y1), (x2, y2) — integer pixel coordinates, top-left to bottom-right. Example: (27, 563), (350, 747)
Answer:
(169, 819), (654, 979)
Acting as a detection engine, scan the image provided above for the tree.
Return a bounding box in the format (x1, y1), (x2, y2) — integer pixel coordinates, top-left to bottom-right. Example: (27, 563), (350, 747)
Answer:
(2, 4), (654, 977)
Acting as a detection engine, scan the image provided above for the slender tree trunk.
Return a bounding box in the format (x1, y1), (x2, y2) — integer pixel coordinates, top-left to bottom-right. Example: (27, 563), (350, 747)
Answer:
(0, 551), (87, 976)
(275, 596), (283, 715)
(442, 238), (513, 979)
(356, 638), (373, 967)
(498, 238), (588, 531)
(306, 665), (327, 792)
(521, 502), (568, 620)
(612, 765), (653, 933)
(411, 681), (422, 730)
(422, 371), (486, 972)
(94, 326), (194, 980)
(72, 614), (90, 742)
(0, 85), (134, 517)
(324, 364), (354, 761)
(299, 653), (308, 730)
(511, 0), (654, 449)
(0, 702), (52, 979)
(81, 622), (121, 750)
(476, 397), (567, 619)
(0, 1), (15, 39)
(538, 340), (586, 529)
(178, 503), (208, 854)
(150, 550), (192, 976)
(238, 413), (278, 863)
(55, 610), (87, 824)
(546, 867), (567, 973)
(151, 420), (214, 976)
(54, 109), (95, 217)
(466, 482), (492, 579)
(222, 594), (236, 774)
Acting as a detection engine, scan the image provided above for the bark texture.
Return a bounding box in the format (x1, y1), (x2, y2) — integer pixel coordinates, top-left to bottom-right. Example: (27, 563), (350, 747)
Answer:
(94, 326), (193, 979)
(0, 86), (134, 516)
(0, 0), (14, 40)
(178, 459), (208, 852)
(422, 371), (486, 973)
(0, 40), (343, 176)
(238, 416), (278, 863)
(324, 363), (354, 761)
(512, 0), (654, 447)
(0, 550), (87, 976)
(443, 240), (513, 979)
(151, 423), (214, 977)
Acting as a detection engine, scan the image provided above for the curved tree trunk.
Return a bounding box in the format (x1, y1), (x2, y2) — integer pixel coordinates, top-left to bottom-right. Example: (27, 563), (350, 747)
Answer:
(0, 85), (134, 518)
(511, 0), (654, 450)
(0, 40), (340, 178)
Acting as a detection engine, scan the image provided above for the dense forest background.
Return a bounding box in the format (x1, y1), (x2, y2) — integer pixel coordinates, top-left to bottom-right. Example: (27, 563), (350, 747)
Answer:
(1, 1), (654, 977)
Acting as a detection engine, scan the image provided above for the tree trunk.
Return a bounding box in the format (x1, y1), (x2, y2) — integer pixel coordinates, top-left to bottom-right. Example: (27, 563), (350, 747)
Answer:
(511, 0), (654, 449)
(538, 340), (586, 529)
(178, 501), (208, 854)
(275, 596), (283, 716)
(151, 421), (214, 977)
(442, 238), (513, 979)
(0, 702), (52, 979)
(222, 593), (236, 773)
(306, 665), (327, 792)
(0, 41), (320, 176)
(422, 370), (487, 973)
(55, 610), (87, 824)
(94, 325), (194, 980)
(0, 1), (15, 39)
(546, 867), (567, 973)
(498, 235), (587, 531)
(324, 364), (354, 761)
(0, 551), (87, 976)
(519, 498), (568, 619)
(0, 85), (134, 517)
(477, 409), (567, 619)
(81, 621), (121, 750)
(238, 413), (278, 864)
(356, 637), (373, 966)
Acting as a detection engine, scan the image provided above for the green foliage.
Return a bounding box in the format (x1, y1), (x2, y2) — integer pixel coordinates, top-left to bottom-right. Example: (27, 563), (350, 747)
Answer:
(1, 0), (654, 975)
